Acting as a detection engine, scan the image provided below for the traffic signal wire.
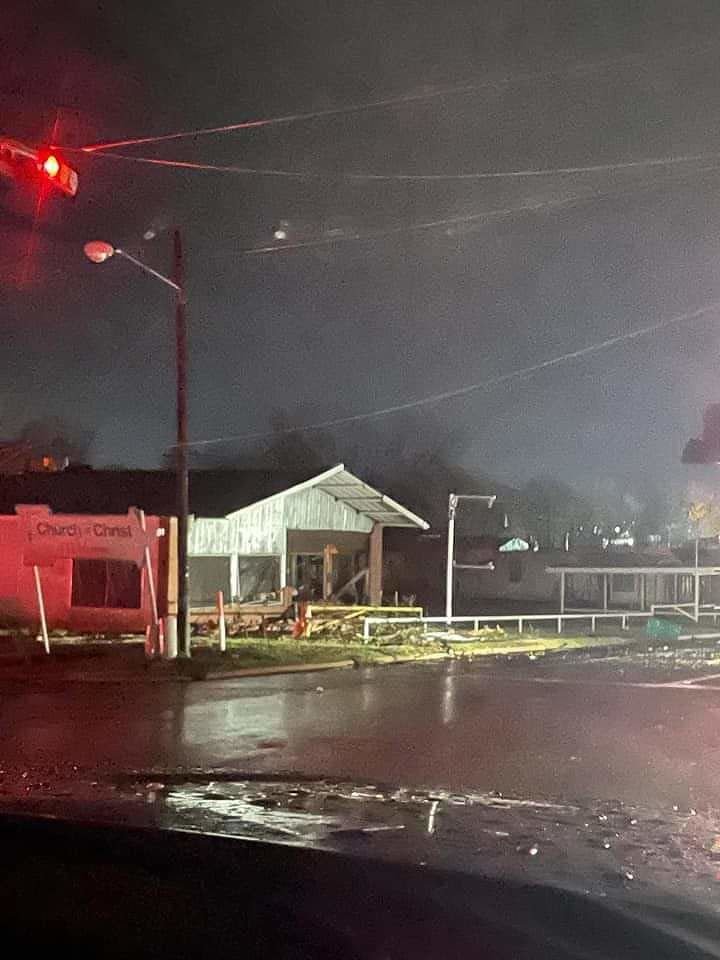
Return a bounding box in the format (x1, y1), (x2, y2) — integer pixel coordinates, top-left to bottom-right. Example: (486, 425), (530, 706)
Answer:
(83, 146), (720, 184)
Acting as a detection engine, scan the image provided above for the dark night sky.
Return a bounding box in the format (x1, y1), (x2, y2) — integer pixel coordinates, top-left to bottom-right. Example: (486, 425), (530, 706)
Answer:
(3, 1), (720, 497)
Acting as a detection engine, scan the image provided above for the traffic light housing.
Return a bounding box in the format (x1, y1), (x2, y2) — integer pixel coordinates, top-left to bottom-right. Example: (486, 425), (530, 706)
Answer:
(0, 138), (78, 198)
(36, 148), (78, 197)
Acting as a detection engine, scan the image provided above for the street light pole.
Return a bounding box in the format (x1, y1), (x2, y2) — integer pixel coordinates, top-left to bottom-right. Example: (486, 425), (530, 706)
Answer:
(445, 493), (496, 623)
(84, 235), (191, 658)
(173, 229), (191, 658)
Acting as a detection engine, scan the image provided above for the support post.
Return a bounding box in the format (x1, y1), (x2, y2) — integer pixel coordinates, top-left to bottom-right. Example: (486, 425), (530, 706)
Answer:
(279, 543), (288, 590)
(694, 570), (700, 623)
(163, 516), (179, 660)
(174, 228), (191, 658)
(322, 543), (337, 601)
(33, 565), (49, 655)
(603, 573), (608, 611)
(165, 616), (178, 659)
(138, 509), (160, 659)
(640, 573), (646, 612)
(445, 495), (457, 623)
(368, 523), (384, 605)
(560, 570), (566, 615)
(216, 590), (227, 653)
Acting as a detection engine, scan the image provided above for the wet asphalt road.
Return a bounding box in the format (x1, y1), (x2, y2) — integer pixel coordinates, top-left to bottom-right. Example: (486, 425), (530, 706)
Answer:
(3, 655), (720, 809)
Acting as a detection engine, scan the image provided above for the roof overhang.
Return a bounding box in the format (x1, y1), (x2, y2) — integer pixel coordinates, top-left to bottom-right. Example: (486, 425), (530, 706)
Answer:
(229, 464), (429, 529)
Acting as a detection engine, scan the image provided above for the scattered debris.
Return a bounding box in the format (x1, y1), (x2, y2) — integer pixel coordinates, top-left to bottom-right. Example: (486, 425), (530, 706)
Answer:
(516, 842), (540, 856)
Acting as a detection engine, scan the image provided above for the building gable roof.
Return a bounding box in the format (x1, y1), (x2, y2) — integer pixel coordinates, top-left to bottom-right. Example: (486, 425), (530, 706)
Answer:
(0, 463), (429, 528)
(227, 464), (429, 529)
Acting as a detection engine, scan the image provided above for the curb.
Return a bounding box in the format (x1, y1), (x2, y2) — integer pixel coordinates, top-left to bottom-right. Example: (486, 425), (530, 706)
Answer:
(0, 636), (652, 684)
(202, 659), (357, 680)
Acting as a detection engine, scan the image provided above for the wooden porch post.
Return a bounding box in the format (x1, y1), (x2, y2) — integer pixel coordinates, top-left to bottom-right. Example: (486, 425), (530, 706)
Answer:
(603, 573), (608, 611)
(368, 523), (384, 606)
(322, 544), (337, 601)
(560, 571), (566, 614)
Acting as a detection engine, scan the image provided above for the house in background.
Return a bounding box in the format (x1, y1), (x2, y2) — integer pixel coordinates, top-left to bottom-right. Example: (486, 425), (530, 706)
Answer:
(383, 532), (555, 613)
(383, 528), (716, 615)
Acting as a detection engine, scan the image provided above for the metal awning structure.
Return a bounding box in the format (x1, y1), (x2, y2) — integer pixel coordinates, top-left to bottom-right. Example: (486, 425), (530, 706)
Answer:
(248, 464), (429, 529)
(546, 564), (720, 621)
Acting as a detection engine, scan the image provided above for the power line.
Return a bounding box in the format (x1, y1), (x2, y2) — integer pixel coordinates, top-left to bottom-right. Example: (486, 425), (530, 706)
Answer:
(228, 164), (720, 255)
(85, 147), (720, 183)
(236, 192), (631, 255)
(78, 39), (715, 153)
(179, 300), (718, 450)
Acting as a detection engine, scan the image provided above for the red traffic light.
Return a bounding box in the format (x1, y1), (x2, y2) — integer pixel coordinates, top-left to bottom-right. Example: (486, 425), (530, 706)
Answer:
(42, 154), (60, 178)
(36, 148), (78, 197)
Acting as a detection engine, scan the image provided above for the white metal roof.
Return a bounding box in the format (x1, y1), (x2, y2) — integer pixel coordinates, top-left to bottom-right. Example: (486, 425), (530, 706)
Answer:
(231, 464), (429, 529)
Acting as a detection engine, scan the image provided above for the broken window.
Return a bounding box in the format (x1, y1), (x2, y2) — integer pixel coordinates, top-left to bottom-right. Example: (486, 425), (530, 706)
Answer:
(71, 559), (141, 609)
(237, 556), (280, 602)
(189, 556), (232, 606)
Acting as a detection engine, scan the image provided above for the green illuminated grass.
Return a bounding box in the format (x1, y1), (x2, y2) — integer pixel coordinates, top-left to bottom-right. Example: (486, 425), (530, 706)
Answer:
(190, 632), (634, 671)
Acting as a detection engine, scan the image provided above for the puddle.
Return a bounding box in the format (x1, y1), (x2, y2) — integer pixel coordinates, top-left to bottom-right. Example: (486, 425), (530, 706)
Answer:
(110, 776), (720, 911)
(1, 759), (719, 914)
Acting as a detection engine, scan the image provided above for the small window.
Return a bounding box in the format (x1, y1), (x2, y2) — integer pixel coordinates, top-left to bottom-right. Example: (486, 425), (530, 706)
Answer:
(71, 559), (141, 609)
(509, 555), (523, 583)
(612, 573), (635, 593)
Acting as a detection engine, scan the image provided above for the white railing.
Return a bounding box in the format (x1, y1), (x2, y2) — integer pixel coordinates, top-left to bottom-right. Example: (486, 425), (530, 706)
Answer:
(650, 603), (720, 623)
(362, 609), (720, 641)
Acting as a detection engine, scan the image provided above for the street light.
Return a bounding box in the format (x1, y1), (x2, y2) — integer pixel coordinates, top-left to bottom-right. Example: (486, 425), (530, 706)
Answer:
(84, 232), (190, 660)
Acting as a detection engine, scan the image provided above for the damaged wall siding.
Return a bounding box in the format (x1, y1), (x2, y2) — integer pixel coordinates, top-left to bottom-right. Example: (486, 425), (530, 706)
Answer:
(188, 486), (373, 558)
(189, 499), (285, 555)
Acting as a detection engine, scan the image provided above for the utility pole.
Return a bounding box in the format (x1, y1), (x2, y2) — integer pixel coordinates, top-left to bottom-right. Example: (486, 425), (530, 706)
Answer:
(174, 229), (191, 657)
(445, 493), (496, 623)
(84, 233), (191, 658)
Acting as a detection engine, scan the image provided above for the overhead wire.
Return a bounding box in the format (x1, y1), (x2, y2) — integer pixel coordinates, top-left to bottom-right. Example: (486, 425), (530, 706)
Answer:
(229, 163), (720, 255)
(78, 39), (716, 153)
(83, 147), (720, 183)
(178, 300), (719, 450)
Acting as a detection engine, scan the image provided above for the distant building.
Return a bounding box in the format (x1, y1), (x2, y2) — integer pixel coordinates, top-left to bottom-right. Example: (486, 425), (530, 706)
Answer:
(383, 530), (706, 615)
(0, 442), (63, 474)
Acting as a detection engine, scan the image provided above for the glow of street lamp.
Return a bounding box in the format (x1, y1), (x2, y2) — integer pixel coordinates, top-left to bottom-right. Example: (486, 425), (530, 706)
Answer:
(83, 240), (116, 264)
